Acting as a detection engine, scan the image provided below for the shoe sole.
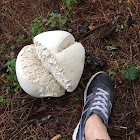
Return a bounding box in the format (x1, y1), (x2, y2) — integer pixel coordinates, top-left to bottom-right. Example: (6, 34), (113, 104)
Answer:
(72, 71), (105, 140)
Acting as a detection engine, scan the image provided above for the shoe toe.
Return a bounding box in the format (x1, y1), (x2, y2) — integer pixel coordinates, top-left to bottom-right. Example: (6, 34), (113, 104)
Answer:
(87, 72), (113, 102)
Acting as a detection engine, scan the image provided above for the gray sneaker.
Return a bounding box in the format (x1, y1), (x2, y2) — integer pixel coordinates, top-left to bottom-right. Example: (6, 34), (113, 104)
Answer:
(73, 71), (114, 140)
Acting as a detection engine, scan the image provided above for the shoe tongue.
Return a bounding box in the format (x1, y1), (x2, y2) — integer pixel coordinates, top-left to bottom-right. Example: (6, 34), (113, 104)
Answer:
(87, 84), (110, 97)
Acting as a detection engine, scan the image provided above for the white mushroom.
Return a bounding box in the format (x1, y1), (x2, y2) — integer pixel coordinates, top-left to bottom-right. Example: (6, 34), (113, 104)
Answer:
(16, 30), (85, 97)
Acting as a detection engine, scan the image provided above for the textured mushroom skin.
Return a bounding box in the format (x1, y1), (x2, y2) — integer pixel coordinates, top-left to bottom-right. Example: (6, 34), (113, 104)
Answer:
(34, 31), (85, 92)
(16, 30), (85, 97)
(35, 44), (72, 91)
(16, 45), (65, 97)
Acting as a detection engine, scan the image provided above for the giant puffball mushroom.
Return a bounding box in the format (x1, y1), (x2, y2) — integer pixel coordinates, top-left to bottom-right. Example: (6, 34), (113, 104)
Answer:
(16, 30), (85, 97)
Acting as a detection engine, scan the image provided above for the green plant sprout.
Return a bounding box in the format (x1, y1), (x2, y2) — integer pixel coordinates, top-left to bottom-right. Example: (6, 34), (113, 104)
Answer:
(16, 34), (24, 42)
(29, 0), (76, 38)
(115, 24), (124, 32)
(1, 58), (21, 93)
(107, 43), (119, 51)
(6, 40), (10, 44)
(62, 0), (77, 10)
(5, 54), (10, 59)
(122, 64), (140, 79)
(29, 17), (46, 38)
(107, 69), (115, 77)
(61, 0), (77, 19)
(10, 45), (15, 51)
(29, 13), (67, 38)
(121, 64), (140, 80)
(0, 96), (9, 105)
(119, 59), (125, 65)
(45, 13), (66, 30)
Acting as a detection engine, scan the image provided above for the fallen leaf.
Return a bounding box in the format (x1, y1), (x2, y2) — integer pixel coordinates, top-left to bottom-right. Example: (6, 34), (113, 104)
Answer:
(101, 25), (117, 39)
(127, 16), (134, 26)
(24, 111), (52, 125)
(79, 21), (89, 34)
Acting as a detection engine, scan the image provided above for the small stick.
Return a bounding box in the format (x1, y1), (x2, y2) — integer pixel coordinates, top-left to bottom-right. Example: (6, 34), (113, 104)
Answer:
(79, 21), (111, 42)
(129, 45), (132, 64)
(51, 134), (61, 140)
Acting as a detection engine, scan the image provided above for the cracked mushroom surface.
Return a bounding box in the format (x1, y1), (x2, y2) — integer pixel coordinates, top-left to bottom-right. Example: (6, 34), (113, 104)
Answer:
(16, 30), (85, 97)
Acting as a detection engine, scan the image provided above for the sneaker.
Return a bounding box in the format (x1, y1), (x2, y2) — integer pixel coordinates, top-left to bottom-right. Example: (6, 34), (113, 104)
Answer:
(72, 71), (114, 140)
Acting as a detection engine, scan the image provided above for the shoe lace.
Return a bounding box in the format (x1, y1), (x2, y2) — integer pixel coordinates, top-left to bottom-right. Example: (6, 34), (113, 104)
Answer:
(77, 88), (110, 140)
(89, 88), (109, 119)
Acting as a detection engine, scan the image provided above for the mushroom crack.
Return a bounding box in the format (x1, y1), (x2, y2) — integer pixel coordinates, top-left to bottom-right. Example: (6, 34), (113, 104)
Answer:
(35, 44), (72, 90)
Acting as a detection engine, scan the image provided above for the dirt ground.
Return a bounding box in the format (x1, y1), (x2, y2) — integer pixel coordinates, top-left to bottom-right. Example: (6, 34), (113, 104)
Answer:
(0, 0), (140, 140)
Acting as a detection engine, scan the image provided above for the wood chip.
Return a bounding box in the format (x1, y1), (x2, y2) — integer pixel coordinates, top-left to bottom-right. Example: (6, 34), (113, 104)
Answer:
(88, 25), (93, 30)
(51, 134), (61, 140)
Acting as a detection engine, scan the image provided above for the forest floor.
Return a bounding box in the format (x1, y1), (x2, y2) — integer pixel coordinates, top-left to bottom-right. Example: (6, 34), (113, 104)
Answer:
(0, 0), (140, 140)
